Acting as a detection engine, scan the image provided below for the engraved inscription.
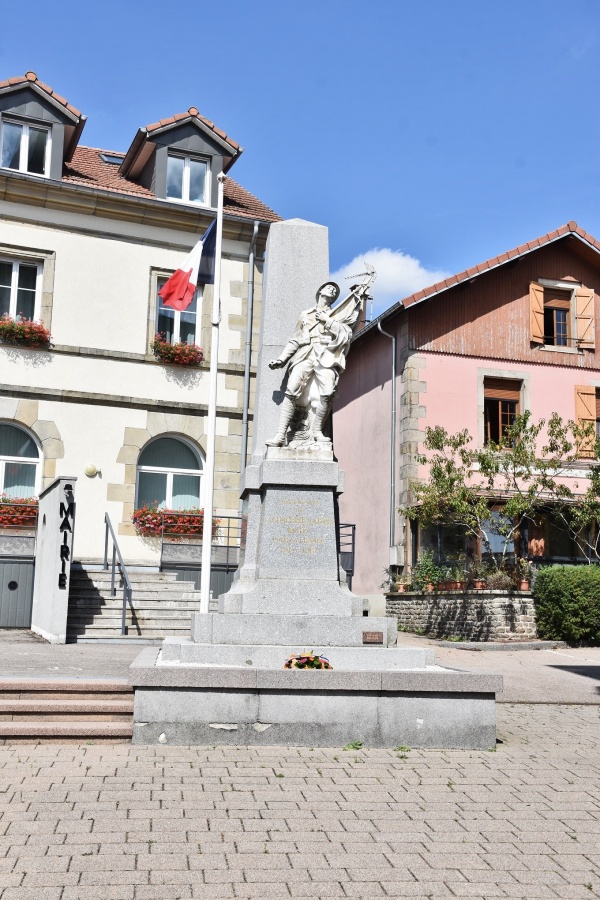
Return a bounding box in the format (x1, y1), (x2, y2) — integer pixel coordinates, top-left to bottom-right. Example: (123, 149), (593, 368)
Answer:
(266, 496), (334, 556)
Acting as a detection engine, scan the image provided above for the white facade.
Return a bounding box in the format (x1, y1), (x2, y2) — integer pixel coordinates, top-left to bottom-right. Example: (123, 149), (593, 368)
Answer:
(0, 72), (278, 565)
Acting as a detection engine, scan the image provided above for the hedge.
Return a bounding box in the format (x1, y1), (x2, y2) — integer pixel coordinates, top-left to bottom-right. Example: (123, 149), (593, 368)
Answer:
(533, 565), (600, 643)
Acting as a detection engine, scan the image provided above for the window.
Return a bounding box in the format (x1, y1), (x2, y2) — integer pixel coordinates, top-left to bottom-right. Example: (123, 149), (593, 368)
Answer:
(136, 437), (203, 510)
(543, 287), (570, 346)
(0, 424), (40, 498)
(530, 280), (595, 349)
(0, 258), (41, 320)
(99, 153), (124, 165)
(1, 120), (50, 176)
(156, 277), (201, 344)
(483, 378), (521, 445)
(166, 153), (209, 204)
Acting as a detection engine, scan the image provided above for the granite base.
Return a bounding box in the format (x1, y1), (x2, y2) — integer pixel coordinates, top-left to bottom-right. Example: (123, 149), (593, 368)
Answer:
(129, 647), (502, 749)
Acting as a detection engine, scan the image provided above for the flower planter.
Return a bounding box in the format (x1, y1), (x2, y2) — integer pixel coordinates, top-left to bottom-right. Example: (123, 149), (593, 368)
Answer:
(151, 335), (203, 367)
(0, 316), (51, 347)
(284, 653), (332, 670)
(473, 580), (487, 590)
(518, 580), (531, 591)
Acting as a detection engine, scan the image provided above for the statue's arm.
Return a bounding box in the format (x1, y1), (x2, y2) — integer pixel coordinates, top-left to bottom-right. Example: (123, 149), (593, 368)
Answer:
(269, 316), (307, 369)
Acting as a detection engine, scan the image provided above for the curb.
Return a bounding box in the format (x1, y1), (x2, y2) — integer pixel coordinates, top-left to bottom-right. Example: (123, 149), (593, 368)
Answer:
(436, 640), (567, 651)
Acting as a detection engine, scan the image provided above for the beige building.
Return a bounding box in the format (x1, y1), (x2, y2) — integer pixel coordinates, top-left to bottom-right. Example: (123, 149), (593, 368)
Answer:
(0, 70), (279, 609)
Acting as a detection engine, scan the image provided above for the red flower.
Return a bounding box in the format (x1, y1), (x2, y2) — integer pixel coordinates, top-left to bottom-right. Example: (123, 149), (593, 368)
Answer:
(0, 316), (51, 347)
(151, 334), (203, 367)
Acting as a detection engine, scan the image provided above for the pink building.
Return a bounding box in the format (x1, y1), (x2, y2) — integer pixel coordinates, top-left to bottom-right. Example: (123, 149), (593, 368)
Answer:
(334, 221), (600, 598)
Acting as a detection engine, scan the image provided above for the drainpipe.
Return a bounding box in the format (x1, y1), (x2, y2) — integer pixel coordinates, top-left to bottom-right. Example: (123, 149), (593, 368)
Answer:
(377, 320), (396, 549)
(240, 220), (260, 475)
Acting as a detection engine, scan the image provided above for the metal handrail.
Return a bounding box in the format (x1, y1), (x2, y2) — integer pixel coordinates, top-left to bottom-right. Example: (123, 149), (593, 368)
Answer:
(103, 513), (133, 636)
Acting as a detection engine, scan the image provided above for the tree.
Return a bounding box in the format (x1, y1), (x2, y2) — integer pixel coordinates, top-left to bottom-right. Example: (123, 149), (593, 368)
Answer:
(404, 411), (600, 568)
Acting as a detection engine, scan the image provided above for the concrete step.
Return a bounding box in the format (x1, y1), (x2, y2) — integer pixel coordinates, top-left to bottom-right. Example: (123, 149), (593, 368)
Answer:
(68, 627), (191, 639)
(69, 590), (202, 601)
(0, 679), (133, 743)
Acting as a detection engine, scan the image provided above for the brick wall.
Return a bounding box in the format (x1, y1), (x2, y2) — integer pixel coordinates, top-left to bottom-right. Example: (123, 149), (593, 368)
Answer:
(386, 590), (537, 641)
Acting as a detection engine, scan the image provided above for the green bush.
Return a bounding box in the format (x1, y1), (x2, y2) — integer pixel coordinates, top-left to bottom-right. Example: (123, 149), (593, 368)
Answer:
(533, 566), (600, 643)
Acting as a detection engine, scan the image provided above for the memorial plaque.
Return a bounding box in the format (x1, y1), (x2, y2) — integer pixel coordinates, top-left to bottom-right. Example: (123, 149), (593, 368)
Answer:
(362, 631), (384, 644)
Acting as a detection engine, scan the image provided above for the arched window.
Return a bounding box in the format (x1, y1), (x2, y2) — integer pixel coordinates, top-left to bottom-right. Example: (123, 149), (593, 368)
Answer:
(0, 423), (40, 498)
(136, 437), (203, 510)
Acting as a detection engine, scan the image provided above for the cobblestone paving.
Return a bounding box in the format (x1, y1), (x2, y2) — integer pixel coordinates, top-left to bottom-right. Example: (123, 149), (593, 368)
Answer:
(0, 704), (599, 900)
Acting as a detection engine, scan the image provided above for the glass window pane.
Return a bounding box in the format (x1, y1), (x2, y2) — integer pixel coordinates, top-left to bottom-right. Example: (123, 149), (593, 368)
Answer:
(139, 437), (201, 471)
(157, 308), (175, 343)
(0, 424), (38, 458)
(0, 286), (10, 318)
(0, 261), (12, 288)
(166, 155), (184, 199)
(188, 159), (207, 203)
(27, 127), (47, 175)
(179, 312), (196, 344)
(172, 474), (201, 509)
(17, 265), (37, 292)
(137, 471), (167, 509)
(3, 462), (36, 498)
(1, 122), (22, 170)
(16, 289), (35, 320)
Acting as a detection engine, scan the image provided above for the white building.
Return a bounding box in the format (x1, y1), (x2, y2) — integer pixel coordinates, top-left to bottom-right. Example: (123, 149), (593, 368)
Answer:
(0, 71), (280, 632)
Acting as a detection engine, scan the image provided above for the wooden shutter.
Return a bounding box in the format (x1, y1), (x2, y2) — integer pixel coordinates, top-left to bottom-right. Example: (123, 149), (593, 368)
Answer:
(575, 286), (595, 349)
(529, 282), (544, 343)
(575, 384), (596, 457)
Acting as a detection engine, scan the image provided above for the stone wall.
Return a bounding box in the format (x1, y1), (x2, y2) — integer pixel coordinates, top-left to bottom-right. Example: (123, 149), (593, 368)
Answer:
(386, 590), (537, 641)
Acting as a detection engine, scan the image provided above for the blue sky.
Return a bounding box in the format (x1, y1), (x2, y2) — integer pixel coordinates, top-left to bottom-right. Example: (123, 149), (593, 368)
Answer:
(2, 0), (600, 314)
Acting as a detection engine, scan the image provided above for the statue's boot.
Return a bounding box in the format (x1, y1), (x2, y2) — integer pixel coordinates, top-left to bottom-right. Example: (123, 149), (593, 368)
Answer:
(311, 400), (331, 442)
(266, 396), (295, 446)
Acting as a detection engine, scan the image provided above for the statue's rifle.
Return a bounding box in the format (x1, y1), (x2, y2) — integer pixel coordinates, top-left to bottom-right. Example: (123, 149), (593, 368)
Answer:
(308, 264), (377, 333)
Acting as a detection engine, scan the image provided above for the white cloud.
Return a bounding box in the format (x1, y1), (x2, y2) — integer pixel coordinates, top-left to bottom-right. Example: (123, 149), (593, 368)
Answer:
(330, 248), (450, 320)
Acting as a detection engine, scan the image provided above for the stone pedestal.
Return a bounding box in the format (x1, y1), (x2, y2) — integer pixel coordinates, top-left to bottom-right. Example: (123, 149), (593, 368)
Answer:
(130, 218), (501, 748)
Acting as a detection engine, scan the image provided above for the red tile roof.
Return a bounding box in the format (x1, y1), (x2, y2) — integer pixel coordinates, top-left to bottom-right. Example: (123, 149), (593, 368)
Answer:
(145, 107), (241, 154)
(62, 146), (280, 222)
(401, 221), (598, 309)
(0, 71), (81, 119)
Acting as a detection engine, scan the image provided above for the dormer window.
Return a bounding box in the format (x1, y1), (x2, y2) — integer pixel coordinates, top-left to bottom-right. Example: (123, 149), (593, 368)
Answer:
(166, 153), (209, 205)
(1, 120), (50, 176)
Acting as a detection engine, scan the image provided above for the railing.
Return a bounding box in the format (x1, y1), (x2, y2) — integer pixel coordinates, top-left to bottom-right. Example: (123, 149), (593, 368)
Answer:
(339, 523), (356, 586)
(103, 513), (133, 636)
(160, 513), (243, 571)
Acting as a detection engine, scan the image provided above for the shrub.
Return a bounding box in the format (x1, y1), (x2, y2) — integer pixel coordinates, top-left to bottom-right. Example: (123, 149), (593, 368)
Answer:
(0, 315), (51, 347)
(533, 565), (600, 643)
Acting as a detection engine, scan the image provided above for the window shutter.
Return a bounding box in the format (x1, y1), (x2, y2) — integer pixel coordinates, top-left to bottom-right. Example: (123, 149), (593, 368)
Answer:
(483, 378), (522, 401)
(529, 282), (544, 343)
(575, 384), (596, 457)
(575, 286), (595, 349)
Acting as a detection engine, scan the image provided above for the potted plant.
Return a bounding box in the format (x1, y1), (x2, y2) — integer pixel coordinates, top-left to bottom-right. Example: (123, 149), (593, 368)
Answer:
(469, 558), (488, 590)
(486, 568), (513, 590)
(412, 550), (444, 594)
(516, 557), (533, 591)
(0, 315), (51, 347)
(451, 565), (467, 591)
(151, 333), (203, 367)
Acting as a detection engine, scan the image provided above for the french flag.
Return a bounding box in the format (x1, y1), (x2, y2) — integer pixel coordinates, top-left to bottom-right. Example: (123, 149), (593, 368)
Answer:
(159, 219), (217, 311)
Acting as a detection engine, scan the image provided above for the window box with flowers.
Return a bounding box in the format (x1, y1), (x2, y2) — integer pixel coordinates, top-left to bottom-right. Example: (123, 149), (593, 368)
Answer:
(0, 316), (51, 348)
(0, 495), (38, 531)
(132, 504), (219, 540)
(151, 334), (203, 367)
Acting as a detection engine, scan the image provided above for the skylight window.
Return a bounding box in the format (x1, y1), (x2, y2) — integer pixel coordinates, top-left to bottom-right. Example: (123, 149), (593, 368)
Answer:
(100, 153), (124, 165)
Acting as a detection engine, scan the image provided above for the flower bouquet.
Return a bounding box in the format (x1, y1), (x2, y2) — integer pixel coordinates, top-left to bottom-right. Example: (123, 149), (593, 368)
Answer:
(284, 652), (333, 670)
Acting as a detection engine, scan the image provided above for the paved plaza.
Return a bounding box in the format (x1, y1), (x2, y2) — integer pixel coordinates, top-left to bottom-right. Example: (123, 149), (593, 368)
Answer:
(0, 702), (598, 899)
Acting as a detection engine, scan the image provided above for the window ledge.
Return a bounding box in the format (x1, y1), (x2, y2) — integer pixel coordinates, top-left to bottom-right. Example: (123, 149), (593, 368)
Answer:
(541, 344), (581, 355)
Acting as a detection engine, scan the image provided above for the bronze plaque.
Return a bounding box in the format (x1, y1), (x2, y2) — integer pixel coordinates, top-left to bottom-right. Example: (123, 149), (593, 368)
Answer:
(362, 631), (384, 644)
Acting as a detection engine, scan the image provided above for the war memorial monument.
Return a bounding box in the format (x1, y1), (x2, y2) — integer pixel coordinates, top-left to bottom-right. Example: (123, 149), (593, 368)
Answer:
(130, 218), (501, 747)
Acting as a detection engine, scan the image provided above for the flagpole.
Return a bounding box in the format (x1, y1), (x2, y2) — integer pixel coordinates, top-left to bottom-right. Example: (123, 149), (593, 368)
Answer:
(200, 172), (225, 615)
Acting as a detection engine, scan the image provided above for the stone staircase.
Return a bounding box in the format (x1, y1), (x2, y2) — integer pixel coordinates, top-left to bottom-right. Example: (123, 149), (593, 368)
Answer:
(0, 678), (133, 743)
(67, 565), (216, 642)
